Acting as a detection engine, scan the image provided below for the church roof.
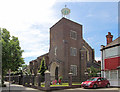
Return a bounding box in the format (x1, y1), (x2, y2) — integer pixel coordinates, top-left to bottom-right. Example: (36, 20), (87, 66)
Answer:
(37, 53), (49, 59)
(50, 17), (82, 29)
(87, 62), (100, 68)
(29, 53), (49, 63)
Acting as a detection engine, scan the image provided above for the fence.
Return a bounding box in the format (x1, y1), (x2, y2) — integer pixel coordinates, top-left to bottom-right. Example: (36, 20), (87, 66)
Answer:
(5, 75), (23, 85)
(5, 73), (43, 89)
(4, 71), (80, 91)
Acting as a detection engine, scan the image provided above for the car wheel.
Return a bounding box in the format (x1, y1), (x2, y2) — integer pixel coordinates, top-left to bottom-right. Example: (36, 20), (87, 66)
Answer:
(93, 84), (97, 89)
(106, 83), (110, 88)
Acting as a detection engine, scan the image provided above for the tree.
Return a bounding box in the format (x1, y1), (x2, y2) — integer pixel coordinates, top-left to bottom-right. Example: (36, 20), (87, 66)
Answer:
(38, 57), (47, 76)
(1, 28), (24, 85)
(88, 66), (100, 77)
(21, 64), (31, 75)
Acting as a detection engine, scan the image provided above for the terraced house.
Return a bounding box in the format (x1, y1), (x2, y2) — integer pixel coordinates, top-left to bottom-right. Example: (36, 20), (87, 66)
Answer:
(101, 32), (120, 87)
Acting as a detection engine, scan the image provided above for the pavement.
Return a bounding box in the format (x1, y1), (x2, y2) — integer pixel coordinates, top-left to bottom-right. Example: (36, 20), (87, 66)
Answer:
(1, 82), (44, 92)
(0, 82), (120, 92)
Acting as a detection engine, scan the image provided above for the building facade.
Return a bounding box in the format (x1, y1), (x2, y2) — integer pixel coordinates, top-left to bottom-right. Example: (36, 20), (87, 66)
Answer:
(30, 53), (49, 76)
(30, 18), (99, 82)
(101, 32), (120, 87)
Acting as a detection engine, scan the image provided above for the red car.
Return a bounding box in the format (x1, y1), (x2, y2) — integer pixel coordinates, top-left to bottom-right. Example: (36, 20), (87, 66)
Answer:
(81, 77), (110, 88)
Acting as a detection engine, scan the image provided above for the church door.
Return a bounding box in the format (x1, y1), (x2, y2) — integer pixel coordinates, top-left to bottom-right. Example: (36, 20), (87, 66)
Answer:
(55, 67), (58, 80)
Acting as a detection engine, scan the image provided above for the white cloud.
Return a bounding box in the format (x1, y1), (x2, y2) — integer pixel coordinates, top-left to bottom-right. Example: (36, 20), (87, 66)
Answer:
(86, 14), (94, 17)
(0, 0), (59, 62)
(23, 45), (49, 58)
(95, 57), (101, 61)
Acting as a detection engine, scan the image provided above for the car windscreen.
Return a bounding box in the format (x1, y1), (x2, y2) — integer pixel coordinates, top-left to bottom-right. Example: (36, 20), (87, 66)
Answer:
(87, 78), (98, 81)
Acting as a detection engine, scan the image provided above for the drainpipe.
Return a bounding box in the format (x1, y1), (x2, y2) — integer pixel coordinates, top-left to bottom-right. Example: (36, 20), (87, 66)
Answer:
(101, 45), (105, 77)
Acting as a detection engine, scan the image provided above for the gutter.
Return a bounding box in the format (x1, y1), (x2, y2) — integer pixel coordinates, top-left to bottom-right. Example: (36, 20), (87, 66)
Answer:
(100, 43), (120, 51)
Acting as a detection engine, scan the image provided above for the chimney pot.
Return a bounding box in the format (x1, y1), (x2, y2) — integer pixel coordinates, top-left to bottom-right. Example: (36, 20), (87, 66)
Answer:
(106, 32), (113, 45)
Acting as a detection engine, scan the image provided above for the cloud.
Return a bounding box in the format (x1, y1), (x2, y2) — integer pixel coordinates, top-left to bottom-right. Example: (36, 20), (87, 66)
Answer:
(86, 37), (94, 42)
(0, 0), (59, 62)
(86, 14), (94, 17)
(23, 45), (49, 58)
(95, 57), (101, 61)
(1, 1), (117, 64)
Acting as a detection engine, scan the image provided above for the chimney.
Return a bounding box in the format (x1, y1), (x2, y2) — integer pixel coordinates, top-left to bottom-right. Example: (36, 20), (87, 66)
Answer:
(106, 32), (113, 45)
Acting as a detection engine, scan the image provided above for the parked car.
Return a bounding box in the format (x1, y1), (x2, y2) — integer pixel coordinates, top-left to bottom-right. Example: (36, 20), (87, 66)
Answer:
(81, 77), (110, 88)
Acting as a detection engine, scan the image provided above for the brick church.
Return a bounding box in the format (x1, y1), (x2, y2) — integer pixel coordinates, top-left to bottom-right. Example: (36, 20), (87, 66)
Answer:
(29, 17), (99, 82)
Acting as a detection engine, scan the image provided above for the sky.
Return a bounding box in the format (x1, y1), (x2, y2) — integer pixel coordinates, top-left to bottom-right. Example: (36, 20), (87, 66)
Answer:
(0, 0), (119, 65)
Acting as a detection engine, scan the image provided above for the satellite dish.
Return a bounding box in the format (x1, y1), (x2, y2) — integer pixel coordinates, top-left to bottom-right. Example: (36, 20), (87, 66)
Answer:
(61, 5), (70, 18)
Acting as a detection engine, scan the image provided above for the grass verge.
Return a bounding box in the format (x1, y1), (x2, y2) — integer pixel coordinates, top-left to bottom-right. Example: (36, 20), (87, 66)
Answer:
(41, 83), (81, 87)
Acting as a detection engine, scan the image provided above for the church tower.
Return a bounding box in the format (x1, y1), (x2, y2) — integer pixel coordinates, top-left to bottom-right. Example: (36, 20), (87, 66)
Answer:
(29, 7), (97, 82)
(49, 17), (95, 82)
(48, 7), (95, 82)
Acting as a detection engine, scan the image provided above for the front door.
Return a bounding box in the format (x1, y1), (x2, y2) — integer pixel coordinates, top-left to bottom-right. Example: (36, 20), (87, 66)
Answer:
(55, 67), (58, 80)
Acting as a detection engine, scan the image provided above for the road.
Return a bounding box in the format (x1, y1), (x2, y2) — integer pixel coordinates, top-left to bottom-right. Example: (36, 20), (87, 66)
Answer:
(54, 88), (120, 92)
(0, 82), (120, 92)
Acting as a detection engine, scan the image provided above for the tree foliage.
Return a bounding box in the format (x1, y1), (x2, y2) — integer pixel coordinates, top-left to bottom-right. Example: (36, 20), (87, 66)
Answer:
(38, 57), (47, 76)
(1, 28), (24, 82)
(88, 66), (100, 77)
(21, 64), (31, 75)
